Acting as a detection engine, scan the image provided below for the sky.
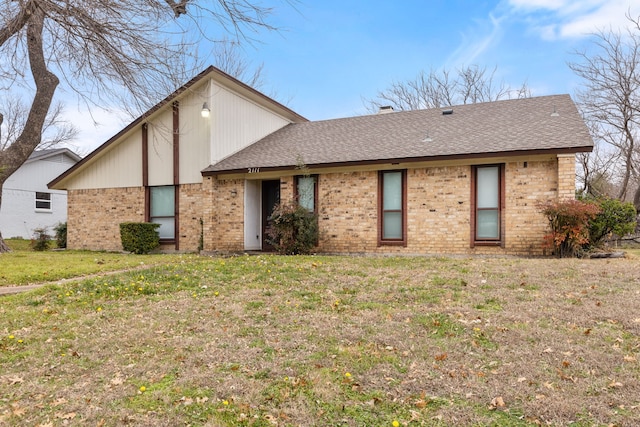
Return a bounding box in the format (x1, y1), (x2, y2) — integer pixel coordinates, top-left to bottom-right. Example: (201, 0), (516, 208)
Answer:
(65, 0), (640, 153)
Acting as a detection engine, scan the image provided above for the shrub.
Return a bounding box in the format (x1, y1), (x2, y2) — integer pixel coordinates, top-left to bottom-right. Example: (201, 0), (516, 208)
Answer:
(54, 222), (67, 249)
(119, 222), (160, 254)
(266, 202), (318, 255)
(585, 197), (637, 248)
(539, 199), (601, 258)
(30, 227), (51, 251)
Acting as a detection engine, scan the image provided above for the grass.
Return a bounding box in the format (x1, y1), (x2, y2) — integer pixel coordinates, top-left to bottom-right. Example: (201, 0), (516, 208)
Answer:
(0, 248), (639, 425)
(0, 239), (182, 286)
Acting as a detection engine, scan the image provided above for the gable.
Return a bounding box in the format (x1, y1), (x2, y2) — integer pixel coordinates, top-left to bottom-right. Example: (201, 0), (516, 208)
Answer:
(49, 66), (307, 191)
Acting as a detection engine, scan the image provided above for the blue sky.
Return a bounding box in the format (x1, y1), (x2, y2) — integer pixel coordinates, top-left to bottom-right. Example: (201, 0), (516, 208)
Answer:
(70, 0), (640, 152)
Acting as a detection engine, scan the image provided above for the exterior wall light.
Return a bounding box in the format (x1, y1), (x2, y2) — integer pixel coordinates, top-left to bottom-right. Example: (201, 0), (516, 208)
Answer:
(201, 102), (210, 118)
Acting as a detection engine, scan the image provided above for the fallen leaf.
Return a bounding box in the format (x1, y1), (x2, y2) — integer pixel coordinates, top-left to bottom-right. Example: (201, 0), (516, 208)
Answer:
(55, 412), (76, 420)
(489, 396), (505, 410)
(51, 398), (67, 407)
(110, 376), (124, 386)
(517, 377), (527, 383)
(11, 405), (26, 417)
(608, 381), (623, 389)
(623, 355), (636, 363)
(7, 376), (24, 385)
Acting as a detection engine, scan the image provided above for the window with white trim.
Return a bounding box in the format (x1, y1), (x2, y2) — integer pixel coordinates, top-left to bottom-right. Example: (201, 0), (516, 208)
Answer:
(35, 192), (51, 210)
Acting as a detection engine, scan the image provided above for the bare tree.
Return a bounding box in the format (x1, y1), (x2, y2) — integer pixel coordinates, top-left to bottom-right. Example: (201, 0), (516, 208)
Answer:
(569, 19), (640, 210)
(213, 37), (266, 89)
(0, 0), (290, 252)
(364, 65), (530, 112)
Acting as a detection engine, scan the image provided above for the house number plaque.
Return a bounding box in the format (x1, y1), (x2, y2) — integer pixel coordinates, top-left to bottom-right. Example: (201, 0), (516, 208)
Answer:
(247, 167), (260, 173)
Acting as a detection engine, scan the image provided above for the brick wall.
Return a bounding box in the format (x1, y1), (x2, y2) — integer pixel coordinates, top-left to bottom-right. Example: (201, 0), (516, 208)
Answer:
(178, 183), (205, 251)
(310, 159), (560, 256)
(206, 177), (244, 251)
(557, 154), (576, 200)
(504, 159), (559, 255)
(317, 171), (378, 253)
(67, 187), (144, 251)
(67, 156), (569, 256)
(68, 184), (206, 252)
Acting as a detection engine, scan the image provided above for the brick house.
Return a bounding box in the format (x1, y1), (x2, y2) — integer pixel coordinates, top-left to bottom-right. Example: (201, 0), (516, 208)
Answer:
(49, 66), (593, 255)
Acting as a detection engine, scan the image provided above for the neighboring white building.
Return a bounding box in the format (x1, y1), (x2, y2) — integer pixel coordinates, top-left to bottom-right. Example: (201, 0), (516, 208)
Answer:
(0, 148), (81, 238)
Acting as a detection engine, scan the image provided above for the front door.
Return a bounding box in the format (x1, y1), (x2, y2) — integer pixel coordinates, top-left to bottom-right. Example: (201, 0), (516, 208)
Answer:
(261, 180), (280, 251)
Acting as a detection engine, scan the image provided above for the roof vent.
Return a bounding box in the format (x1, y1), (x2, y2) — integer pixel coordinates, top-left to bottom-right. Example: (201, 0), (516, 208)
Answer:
(442, 108), (453, 115)
(550, 106), (559, 117)
(422, 131), (433, 142)
(378, 105), (394, 114)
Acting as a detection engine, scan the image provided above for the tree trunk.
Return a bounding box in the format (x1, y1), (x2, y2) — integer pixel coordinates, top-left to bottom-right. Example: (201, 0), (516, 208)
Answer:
(0, 6), (59, 251)
(0, 182), (9, 253)
(0, 231), (10, 253)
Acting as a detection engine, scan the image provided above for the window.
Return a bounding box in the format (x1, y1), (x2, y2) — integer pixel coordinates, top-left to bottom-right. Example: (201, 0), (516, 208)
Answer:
(35, 192), (51, 210)
(472, 165), (503, 245)
(379, 170), (406, 245)
(150, 186), (175, 240)
(296, 175), (317, 212)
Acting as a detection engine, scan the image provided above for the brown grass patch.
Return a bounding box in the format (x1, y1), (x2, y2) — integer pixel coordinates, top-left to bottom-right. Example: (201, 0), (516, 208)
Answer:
(1, 253), (639, 426)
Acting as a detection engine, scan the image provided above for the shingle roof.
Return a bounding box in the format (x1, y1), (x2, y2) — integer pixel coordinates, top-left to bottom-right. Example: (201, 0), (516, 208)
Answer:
(203, 94), (593, 174)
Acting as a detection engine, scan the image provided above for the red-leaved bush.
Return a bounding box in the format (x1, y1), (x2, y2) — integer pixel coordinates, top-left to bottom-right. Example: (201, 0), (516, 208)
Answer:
(539, 199), (601, 258)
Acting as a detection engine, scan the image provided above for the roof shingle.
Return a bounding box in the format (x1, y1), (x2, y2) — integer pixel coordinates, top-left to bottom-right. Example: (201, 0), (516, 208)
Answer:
(203, 94), (592, 174)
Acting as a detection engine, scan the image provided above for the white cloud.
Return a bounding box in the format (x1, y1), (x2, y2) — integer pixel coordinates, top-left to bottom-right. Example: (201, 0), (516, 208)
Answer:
(445, 13), (505, 68)
(507, 0), (640, 39)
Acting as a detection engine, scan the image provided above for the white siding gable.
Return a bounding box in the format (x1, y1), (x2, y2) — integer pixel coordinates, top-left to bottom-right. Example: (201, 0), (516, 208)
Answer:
(208, 81), (291, 166)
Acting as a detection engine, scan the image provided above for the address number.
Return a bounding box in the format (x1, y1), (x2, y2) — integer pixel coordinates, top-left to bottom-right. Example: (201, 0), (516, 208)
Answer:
(248, 167), (260, 173)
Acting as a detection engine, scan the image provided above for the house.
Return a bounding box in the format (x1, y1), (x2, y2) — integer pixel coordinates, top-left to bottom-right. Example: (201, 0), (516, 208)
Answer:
(1, 148), (81, 238)
(49, 66), (593, 256)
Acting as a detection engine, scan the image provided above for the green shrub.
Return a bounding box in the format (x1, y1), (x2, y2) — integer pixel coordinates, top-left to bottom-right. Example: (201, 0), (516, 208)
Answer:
(54, 222), (67, 249)
(266, 202), (318, 255)
(119, 222), (160, 254)
(30, 227), (51, 251)
(585, 197), (637, 248)
(539, 199), (601, 258)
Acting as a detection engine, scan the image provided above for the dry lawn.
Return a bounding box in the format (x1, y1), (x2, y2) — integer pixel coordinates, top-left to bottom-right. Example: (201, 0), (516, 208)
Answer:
(1, 253), (640, 426)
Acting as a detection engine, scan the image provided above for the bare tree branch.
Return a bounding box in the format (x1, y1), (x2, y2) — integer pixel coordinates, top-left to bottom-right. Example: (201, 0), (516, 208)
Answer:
(569, 21), (640, 208)
(364, 65), (530, 113)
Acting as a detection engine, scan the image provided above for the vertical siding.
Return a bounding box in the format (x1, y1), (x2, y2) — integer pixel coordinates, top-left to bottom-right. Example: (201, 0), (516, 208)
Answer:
(67, 129), (143, 189)
(209, 83), (291, 165)
(147, 109), (174, 186)
(178, 91), (211, 184)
